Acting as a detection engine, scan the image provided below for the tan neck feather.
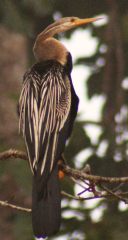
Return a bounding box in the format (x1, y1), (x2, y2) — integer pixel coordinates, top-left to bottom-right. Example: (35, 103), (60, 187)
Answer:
(33, 38), (68, 66)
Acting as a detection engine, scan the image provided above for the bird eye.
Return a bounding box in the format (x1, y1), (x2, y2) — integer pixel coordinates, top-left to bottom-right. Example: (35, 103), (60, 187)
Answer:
(71, 18), (75, 22)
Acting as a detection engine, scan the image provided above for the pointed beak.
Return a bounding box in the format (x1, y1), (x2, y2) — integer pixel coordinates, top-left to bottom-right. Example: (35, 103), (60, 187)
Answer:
(73, 17), (101, 27)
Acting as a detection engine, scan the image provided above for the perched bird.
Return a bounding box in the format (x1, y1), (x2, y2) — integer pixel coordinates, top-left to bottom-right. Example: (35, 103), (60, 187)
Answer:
(18, 16), (98, 238)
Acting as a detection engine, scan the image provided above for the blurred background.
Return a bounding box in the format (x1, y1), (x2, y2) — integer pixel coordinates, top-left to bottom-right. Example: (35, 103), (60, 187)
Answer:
(0, 0), (128, 239)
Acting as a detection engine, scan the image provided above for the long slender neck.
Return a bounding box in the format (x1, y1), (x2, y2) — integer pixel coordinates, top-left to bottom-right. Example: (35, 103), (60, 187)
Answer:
(33, 37), (68, 66)
(33, 23), (71, 65)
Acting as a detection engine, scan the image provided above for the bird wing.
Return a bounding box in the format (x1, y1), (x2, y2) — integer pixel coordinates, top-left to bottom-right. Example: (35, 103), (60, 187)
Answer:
(19, 67), (71, 175)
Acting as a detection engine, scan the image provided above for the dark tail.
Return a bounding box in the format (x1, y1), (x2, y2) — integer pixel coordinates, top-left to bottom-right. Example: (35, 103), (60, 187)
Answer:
(32, 166), (61, 238)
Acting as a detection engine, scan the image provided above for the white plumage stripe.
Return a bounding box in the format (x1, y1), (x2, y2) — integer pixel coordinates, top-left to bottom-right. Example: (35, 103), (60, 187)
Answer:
(19, 63), (71, 175)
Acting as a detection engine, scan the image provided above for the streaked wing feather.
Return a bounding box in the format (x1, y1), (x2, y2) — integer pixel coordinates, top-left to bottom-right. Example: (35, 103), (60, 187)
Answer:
(19, 66), (71, 175)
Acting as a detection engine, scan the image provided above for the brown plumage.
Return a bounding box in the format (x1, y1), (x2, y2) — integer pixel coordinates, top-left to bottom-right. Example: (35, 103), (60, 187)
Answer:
(18, 16), (99, 238)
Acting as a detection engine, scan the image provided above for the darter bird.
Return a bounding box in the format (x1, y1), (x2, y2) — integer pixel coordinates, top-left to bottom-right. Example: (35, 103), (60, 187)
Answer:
(18, 16), (99, 238)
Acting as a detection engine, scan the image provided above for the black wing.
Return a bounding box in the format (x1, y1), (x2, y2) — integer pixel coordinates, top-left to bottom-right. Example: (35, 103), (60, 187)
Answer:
(19, 65), (71, 176)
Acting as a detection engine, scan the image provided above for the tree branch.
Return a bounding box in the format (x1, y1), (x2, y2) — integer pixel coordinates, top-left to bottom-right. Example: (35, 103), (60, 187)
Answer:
(0, 149), (27, 161)
(61, 164), (128, 184)
(0, 199), (31, 213)
(0, 148), (128, 212)
(1, 148), (128, 184)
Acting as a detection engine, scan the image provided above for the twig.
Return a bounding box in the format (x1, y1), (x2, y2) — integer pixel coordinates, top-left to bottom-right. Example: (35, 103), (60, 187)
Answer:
(61, 191), (84, 200)
(0, 149), (27, 161)
(0, 200), (31, 212)
(0, 188), (128, 213)
(100, 184), (127, 203)
(70, 176), (87, 190)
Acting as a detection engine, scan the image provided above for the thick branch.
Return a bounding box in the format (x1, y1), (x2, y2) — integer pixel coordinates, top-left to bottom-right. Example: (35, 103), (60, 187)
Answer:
(62, 164), (128, 184)
(1, 149), (128, 184)
(0, 149), (27, 161)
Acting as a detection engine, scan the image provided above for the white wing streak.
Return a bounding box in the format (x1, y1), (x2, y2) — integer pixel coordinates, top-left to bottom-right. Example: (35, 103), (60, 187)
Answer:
(19, 68), (71, 175)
